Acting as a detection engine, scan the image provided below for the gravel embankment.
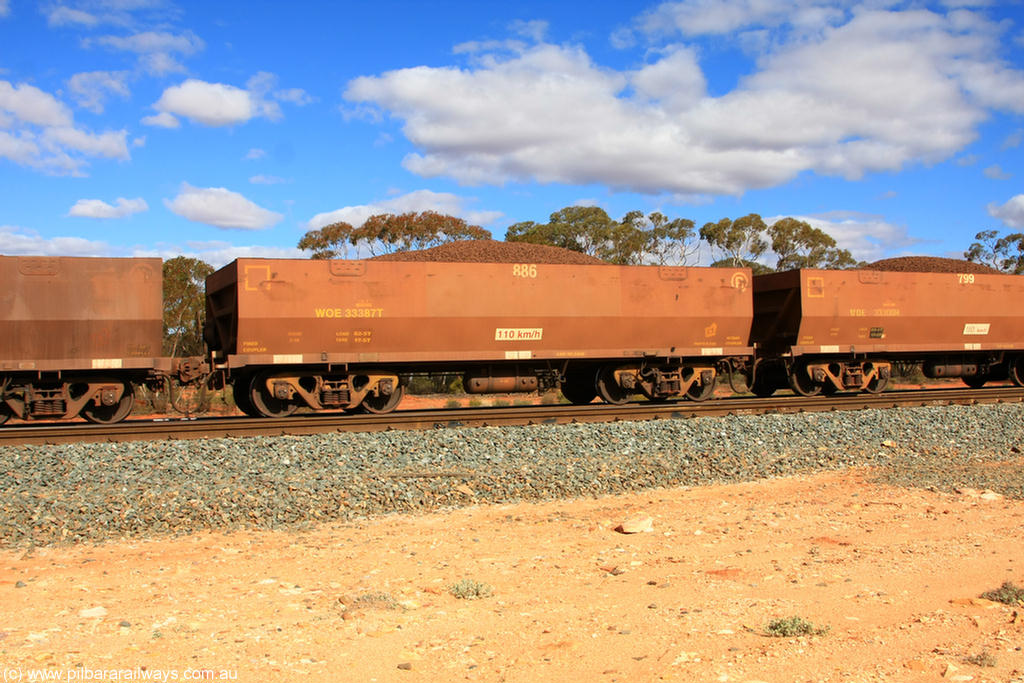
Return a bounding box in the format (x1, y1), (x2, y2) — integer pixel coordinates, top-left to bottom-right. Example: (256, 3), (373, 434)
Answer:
(1, 403), (1022, 548)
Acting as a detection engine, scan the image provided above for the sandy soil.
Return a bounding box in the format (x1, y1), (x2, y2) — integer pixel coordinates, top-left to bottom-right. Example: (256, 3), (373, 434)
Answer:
(1, 467), (1022, 683)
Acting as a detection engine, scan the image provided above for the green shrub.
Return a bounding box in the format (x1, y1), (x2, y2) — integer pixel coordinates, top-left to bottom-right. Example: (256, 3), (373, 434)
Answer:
(344, 591), (401, 612)
(764, 616), (829, 637)
(980, 581), (1024, 605)
(448, 579), (493, 600)
(965, 651), (997, 667)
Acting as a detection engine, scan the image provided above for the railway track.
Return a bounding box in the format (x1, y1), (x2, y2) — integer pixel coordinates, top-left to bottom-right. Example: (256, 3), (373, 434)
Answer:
(2, 386), (1022, 446)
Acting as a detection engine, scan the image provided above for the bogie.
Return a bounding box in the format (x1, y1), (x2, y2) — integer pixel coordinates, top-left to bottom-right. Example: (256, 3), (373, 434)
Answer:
(235, 370), (403, 417)
(789, 360), (891, 395)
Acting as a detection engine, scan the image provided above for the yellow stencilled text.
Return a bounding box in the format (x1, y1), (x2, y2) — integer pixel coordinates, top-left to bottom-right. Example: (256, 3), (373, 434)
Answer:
(315, 307), (384, 319)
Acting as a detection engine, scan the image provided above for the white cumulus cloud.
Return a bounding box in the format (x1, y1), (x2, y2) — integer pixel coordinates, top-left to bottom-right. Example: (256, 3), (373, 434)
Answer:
(140, 111), (180, 128)
(43, 126), (129, 160)
(164, 183), (283, 230)
(46, 6), (98, 27)
(150, 241), (304, 269)
(345, 5), (1024, 197)
(983, 164), (1010, 180)
(151, 79), (255, 127)
(0, 225), (116, 257)
(86, 30), (204, 75)
(0, 80), (72, 127)
(0, 79), (129, 174)
(635, 0), (847, 38)
(767, 211), (923, 264)
(0, 226), (300, 268)
(146, 73), (306, 128)
(68, 71), (130, 114)
(306, 189), (503, 231)
(68, 197), (148, 219)
(987, 194), (1024, 230)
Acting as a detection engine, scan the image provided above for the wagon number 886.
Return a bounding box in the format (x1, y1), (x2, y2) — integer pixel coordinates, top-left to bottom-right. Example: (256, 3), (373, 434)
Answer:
(512, 264), (538, 278)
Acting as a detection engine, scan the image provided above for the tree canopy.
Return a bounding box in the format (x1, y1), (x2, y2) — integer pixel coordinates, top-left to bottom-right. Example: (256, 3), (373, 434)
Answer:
(163, 256), (213, 357)
(506, 206), (865, 271)
(507, 207), (698, 265)
(623, 211), (699, 266)
(506, 206), (618, 259)
(965, 229), (1024, 274)
(295, 203), (1020, 275)
(699, 214), (769, 268)
(768, 217), (856, 271)
(298, 211), (491, 259)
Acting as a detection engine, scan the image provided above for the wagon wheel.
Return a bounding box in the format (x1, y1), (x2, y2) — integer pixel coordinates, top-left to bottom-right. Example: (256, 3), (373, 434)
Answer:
(232, 376), (261, 417)
(962, 374), (987, 389)
(360, 385), (405, 414)
(249, 373), (298, 418)
(560, 369), (597, 405)
(1010, 357), (1024, 387)
(821, 382), (839, 396)
(863, 374), (889, 394)
(0, 401), (12, 425)
(787, 363), (822, 397)
(750, 371), (776, 398)
(685, 375), (716, 402)
(596, 366), (630, 405)
(80, 381), (135, 424)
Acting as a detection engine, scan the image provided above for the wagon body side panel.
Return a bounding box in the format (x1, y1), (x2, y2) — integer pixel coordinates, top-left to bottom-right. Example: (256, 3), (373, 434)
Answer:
(214, 259), (754, 368)
(759, 269), (1024, 355)
(0, 256), (164, 371)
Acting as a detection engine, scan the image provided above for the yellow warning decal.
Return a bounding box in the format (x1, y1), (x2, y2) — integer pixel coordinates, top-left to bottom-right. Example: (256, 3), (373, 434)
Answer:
(495, 328), (543, 341)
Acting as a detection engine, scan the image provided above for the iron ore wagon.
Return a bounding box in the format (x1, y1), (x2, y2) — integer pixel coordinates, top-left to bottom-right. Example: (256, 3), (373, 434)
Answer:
(204, 258), (755, 417)
(749, 268), (1024, 396)
(0, 256), (169, 424)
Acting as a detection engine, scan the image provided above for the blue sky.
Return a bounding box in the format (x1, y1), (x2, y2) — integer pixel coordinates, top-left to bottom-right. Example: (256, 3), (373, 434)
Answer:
(1, 0), (1023, 268)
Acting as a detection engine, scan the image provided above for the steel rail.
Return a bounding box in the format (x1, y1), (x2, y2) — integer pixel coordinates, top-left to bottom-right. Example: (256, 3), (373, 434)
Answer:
(1, 386), (1022, 446)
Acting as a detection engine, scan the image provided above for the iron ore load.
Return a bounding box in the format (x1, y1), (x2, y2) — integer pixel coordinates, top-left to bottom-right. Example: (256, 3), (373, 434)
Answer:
(2, 243), (1023, 426)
